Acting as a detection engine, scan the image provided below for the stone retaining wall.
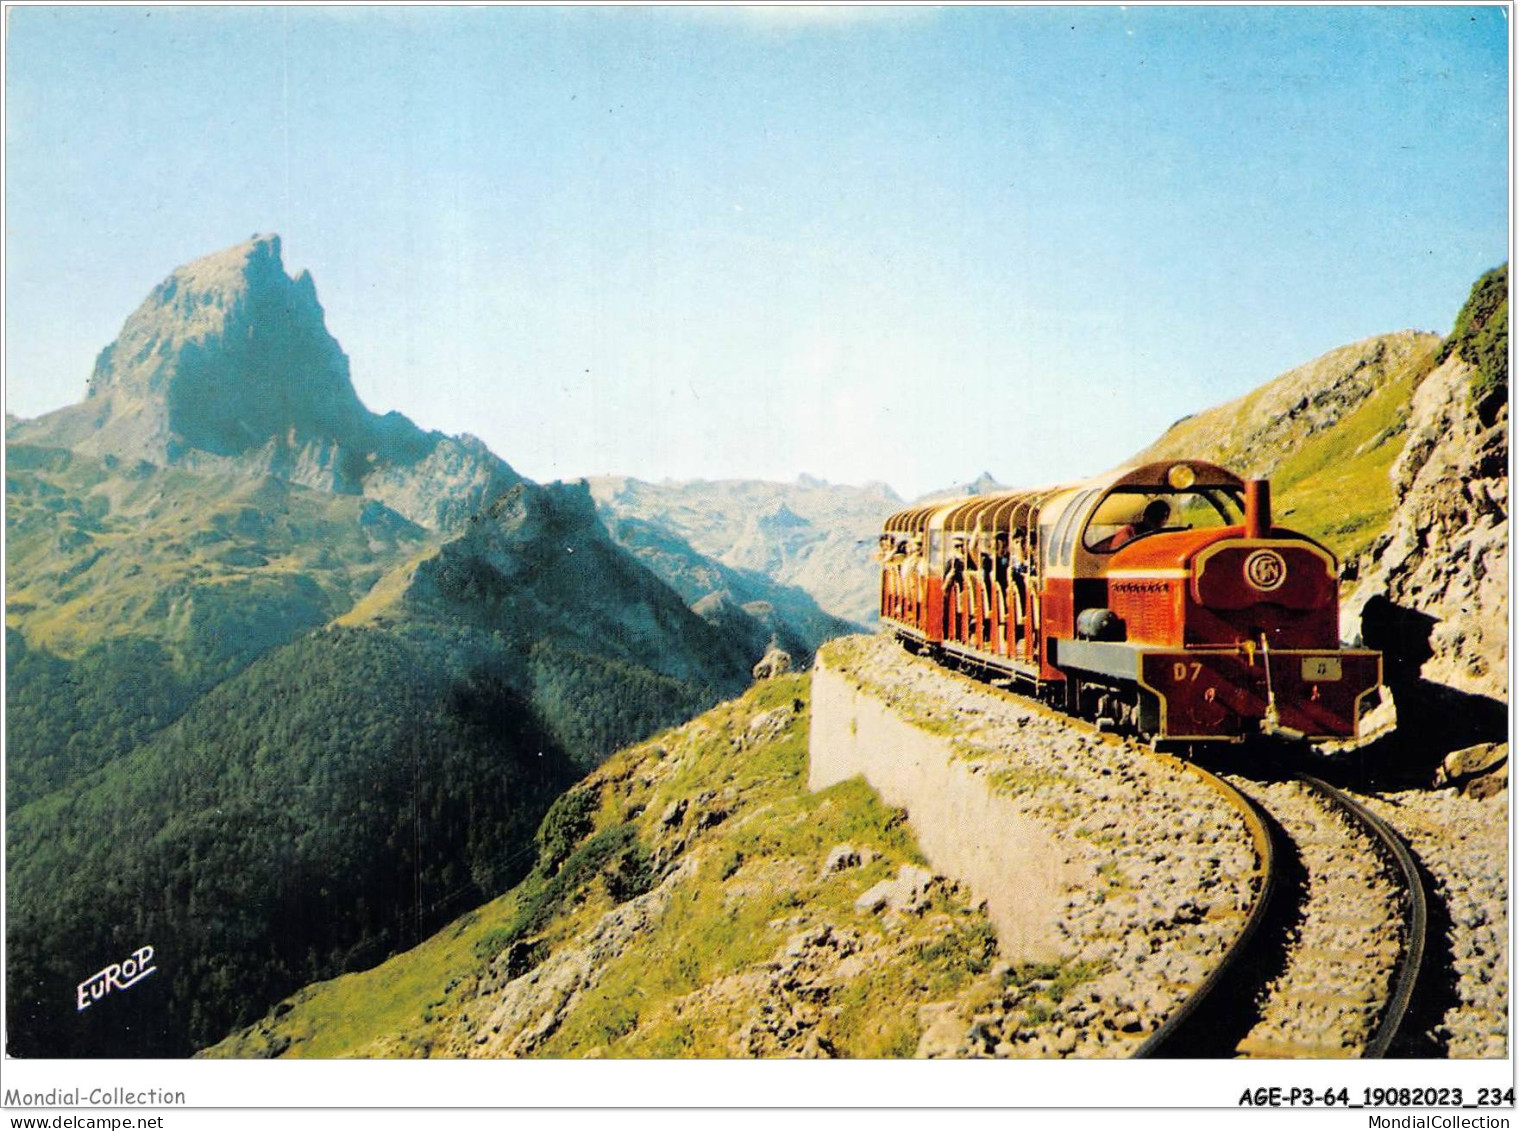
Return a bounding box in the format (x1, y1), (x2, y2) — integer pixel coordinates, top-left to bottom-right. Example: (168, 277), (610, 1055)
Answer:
(808, 659), (1072, 962)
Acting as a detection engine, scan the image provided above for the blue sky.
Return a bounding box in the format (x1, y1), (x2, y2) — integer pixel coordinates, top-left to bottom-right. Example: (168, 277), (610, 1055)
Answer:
(5, 5), (1509, 498)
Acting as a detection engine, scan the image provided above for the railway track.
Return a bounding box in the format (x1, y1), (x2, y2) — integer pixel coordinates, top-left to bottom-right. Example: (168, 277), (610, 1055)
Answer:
(835, 637), (1433, 1059)
(971, 668), (1428, 1059)
(1138, 764), (1428, 1059)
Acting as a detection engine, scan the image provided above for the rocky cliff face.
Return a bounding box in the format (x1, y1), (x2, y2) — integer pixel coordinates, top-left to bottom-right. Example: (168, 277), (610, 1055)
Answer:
(1344, 355), (1508, 701)
(11, 235), (518, 529)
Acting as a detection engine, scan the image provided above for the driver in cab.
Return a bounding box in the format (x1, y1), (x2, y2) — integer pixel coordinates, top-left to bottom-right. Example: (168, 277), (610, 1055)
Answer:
(1092, 498), (1173, 552)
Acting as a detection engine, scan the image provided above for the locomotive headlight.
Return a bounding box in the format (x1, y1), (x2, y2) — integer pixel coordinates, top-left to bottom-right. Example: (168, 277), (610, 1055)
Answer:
(1167, 464), (1196, 489)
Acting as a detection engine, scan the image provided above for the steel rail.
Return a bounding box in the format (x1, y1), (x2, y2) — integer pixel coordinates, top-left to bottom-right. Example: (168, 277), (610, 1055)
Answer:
(1295, 772), (1429, 1059)
(889, 642), (1422, 1060)
(1131, 757), (1277, 1058)
(911, 642), (1281, 1060)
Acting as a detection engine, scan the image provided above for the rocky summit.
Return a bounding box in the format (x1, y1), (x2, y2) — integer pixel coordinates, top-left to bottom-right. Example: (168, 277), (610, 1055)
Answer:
(10, 235), (518, 529)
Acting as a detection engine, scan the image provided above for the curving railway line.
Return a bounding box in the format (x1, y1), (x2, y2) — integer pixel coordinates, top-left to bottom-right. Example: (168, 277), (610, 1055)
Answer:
(1136, 759), (1428, 1059)
(964, 659), (1429, 1059)
(964, 662), (1429, 1059)
(824, 635), (1442, 1060)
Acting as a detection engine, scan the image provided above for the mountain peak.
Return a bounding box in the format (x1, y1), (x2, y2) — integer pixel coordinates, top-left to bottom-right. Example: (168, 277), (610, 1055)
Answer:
(86, 232), (342, 405)
(159, 232), (285, 297)
(10, 236), (522, 529)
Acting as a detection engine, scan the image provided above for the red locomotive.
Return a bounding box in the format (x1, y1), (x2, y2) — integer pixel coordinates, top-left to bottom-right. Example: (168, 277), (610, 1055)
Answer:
(879, 460), (1381, 742)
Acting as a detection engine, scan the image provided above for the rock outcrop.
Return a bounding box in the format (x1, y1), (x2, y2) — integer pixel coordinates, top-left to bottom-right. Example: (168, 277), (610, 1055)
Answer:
(11, 235), (519, 529)
(1343, 352), (1507, 701)
(752, 645), (793, 680)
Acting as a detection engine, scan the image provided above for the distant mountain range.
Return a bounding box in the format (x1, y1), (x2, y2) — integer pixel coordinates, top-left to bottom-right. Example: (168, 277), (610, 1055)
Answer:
(587, 474), (901, 628)
(912, 470), (1012, 501)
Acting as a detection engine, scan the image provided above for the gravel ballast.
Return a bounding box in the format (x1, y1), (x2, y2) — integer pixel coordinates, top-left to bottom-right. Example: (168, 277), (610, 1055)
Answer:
(820, 635), (1262, 1057)
(1223, 776), (1403, 1058)
(1359, 787), (1509, 1058)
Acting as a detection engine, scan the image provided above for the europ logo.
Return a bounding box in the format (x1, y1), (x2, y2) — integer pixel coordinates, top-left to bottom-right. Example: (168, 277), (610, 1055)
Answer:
(77, 945), (156, 1011)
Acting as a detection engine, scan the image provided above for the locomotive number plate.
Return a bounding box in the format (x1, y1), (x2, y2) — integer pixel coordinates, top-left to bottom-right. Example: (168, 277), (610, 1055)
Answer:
(1301, 657), (1342, 681)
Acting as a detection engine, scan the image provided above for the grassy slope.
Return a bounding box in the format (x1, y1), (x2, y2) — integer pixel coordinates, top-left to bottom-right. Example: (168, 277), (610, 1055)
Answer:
(5, 445), (430, 661)
(206, 675), (1013, 1059)
(1265, 359), (1423, 560)
(1134, 332), (1441, 563)
(5, 446), (437, 806)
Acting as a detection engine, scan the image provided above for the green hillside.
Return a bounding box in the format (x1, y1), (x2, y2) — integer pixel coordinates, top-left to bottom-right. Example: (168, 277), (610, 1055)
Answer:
(6, 446), (428, 664)
(333, 481), (755, 769)
(206, 675), (1005, 1059)
(1262, 354), (1428, 559)
(1132, 330), (1442, 562)
(5, 446), (433, 807)
(6, 625), (580, 1058)
(1441, 262), (1508, 422)
(5, 479), (763, 1058)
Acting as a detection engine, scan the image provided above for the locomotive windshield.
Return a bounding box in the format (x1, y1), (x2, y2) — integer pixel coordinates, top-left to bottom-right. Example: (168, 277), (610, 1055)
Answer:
(1082, 485), (1245, 553)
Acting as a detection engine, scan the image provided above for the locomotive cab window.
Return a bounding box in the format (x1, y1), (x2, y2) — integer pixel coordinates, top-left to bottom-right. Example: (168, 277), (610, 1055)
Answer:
(1082, 486), (1244, 553)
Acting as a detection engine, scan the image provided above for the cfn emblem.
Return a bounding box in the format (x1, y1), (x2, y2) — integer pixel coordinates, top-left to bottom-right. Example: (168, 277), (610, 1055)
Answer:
(1243, 549), (1287, 592)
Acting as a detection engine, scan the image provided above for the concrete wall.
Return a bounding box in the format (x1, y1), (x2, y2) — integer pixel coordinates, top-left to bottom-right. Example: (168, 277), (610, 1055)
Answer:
(809, 661), (1073, 962)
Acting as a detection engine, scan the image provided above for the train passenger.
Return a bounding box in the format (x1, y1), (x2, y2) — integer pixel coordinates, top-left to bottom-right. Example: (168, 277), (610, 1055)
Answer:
(944, 536), (966, 587)
(903, 537), (926, 580)
(1092, 498), (1172, 552)
(977, 535), (1000, 620)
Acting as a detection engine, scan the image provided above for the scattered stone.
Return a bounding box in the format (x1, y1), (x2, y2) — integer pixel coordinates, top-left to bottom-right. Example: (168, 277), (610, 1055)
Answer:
(1435, 743), (1508, 793)
(854, 880), (894, 914)
(853, 863), (940, 917)
(821, 844), (863, 876)
(694, 805), (729, 831)
(753, 647), (794, 681)
(746, 706), (794, 744)
(658, 798), (687, 830)
(915, 1003), (967, 1059)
